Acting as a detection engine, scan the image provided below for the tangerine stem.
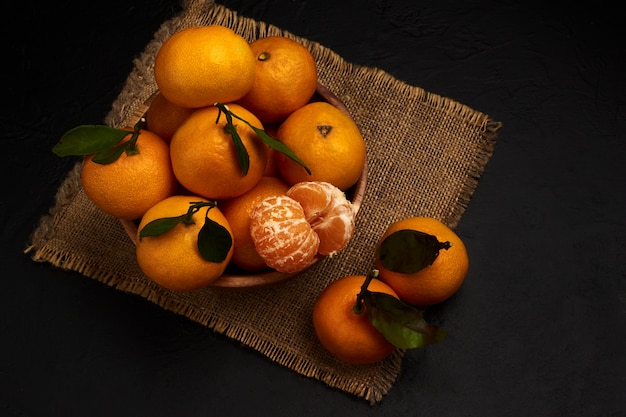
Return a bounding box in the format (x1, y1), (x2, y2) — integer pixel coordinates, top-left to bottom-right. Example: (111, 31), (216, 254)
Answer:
(125, 117), (145, 156)
(214, 102), (311, 175)
(352, 269), (379, 315)
(213, 103), (250, 175)
(183, 201), (216, 225)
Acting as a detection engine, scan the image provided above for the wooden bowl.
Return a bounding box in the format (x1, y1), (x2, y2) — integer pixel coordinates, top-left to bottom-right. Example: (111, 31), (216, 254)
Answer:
(120, 83), (367, 288)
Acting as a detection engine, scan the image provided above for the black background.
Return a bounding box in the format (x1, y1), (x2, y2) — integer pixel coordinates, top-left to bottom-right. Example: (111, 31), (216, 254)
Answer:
(3, 0), (624, 415)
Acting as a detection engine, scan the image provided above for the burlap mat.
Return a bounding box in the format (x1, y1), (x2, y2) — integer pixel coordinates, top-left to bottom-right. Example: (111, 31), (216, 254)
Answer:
(25, 0), (501, 404)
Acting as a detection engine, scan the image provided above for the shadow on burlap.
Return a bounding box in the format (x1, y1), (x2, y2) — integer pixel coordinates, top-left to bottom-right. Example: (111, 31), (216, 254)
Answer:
(25, 0), (501, 404)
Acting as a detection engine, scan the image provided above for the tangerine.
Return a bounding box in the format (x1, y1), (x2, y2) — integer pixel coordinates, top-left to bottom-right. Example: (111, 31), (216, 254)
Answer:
(249, 195), (320, 273)
(154, 25), (256, 108)
(263, 147), (281, 177)
(375, 217), (469, 306)
(80, 128), (177, 220)
(145, 92), (195, 143)
(219, 176), (289, 271)
(275, 101), (366, 190)
(262, 124), (281, 177)
(135, 195), (234, 292)
(312, 275), (397, 364)
(237, 36), (317, 123)
(286, 181), (355, 256)
(169, 103), (270, 200)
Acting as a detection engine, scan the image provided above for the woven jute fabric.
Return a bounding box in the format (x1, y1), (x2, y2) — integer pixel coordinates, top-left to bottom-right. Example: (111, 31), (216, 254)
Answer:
(25, 0), (501, 404)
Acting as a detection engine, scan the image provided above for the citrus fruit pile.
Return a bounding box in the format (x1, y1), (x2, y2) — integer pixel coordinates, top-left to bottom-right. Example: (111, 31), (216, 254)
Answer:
(312, 216), (468, 364)
(52, 24), (468, 368)
(52, 24), (367, 292)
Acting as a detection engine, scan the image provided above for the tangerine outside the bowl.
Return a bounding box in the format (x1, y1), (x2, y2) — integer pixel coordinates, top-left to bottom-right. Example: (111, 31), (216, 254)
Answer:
(120, 83), (367, 289)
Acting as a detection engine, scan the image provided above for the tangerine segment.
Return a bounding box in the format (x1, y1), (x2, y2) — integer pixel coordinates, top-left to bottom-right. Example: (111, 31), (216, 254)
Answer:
(313, 275), (397, 364)
(219, 176), (289, 271)
(249, 195), (320, 273)
(286, 181), (355, 256)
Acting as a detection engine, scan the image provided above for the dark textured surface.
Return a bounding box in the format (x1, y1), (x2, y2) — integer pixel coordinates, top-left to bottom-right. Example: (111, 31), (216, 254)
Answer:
(3, 0), (624, 415)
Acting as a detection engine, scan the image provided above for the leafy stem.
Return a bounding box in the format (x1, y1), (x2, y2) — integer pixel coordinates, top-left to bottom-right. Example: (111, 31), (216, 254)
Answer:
(139, 201), (215, 239)
(353, 268), (447, 349)
(352, 269), (379, 315)
(214, 104), (250, 175)
(52, 117), (146, 164)
(214, 102), (312, 176)
(139, 201), (232, 263)
(375, 229), (452, 274)
(91, 117), (143, 164)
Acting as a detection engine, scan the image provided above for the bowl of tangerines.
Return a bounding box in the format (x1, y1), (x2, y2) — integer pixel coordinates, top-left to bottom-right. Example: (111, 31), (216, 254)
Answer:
(53, 25), (367, 290)
(52, 24), (472, 365)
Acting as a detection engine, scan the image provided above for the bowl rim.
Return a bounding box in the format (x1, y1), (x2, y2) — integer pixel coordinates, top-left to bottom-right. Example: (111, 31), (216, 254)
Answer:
(120, 82), (368, 289)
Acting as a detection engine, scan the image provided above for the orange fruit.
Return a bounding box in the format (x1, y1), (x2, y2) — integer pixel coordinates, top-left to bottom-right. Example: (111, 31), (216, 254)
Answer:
(375, 217), (469, 307)
(263, 147), (281, 177)
(236, 36), (317, 123)
(80, 129), (177, 220)
(154, 25), (256, 108)
(219, 176), (289, 271)
(249, 195), (320, 273)
(135, 195), (234, 292)
(286, 181), (355, 256)
(313, 275), (397, 364)
(145, 92), (195, 143)
(275, 101), (366, 191)
(262, 124), (281, 177)
(169, 103), (270, 200)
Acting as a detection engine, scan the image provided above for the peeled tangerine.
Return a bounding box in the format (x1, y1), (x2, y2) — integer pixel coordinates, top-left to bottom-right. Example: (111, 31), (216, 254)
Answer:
(249, 195), (320, 273)
(249, 181), (355, 273)
(286, 181), (355, 256)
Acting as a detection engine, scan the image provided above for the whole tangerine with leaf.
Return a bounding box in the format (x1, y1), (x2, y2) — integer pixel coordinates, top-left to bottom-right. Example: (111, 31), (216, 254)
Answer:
(52, 120), (177, 220)
(170, 103), (310, 201)
(275, 101), (366, 191)
(313, 271), (447, 365)
(135, 195), (234, 292)
(154, 25), (256, 108)
(374, 216), (469, 307)
(169, 103), (270, 200)
(236, 35), (318, 123)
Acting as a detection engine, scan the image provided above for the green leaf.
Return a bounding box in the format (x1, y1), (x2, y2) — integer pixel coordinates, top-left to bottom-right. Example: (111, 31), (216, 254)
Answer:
(251, 126), (312, 175)
(52, 125), (130, 157)
(363, 291), (447, 349)
(224, 123), (250, 175)
(214, 102), (311, 175)
(215, 103), (250, 175)
(91, 141), (131, 164)
(138, 201), (231, 263)
(375, 229), (451, 274)
(138, 215), (187, 240)
(197, 213), (233, 262)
